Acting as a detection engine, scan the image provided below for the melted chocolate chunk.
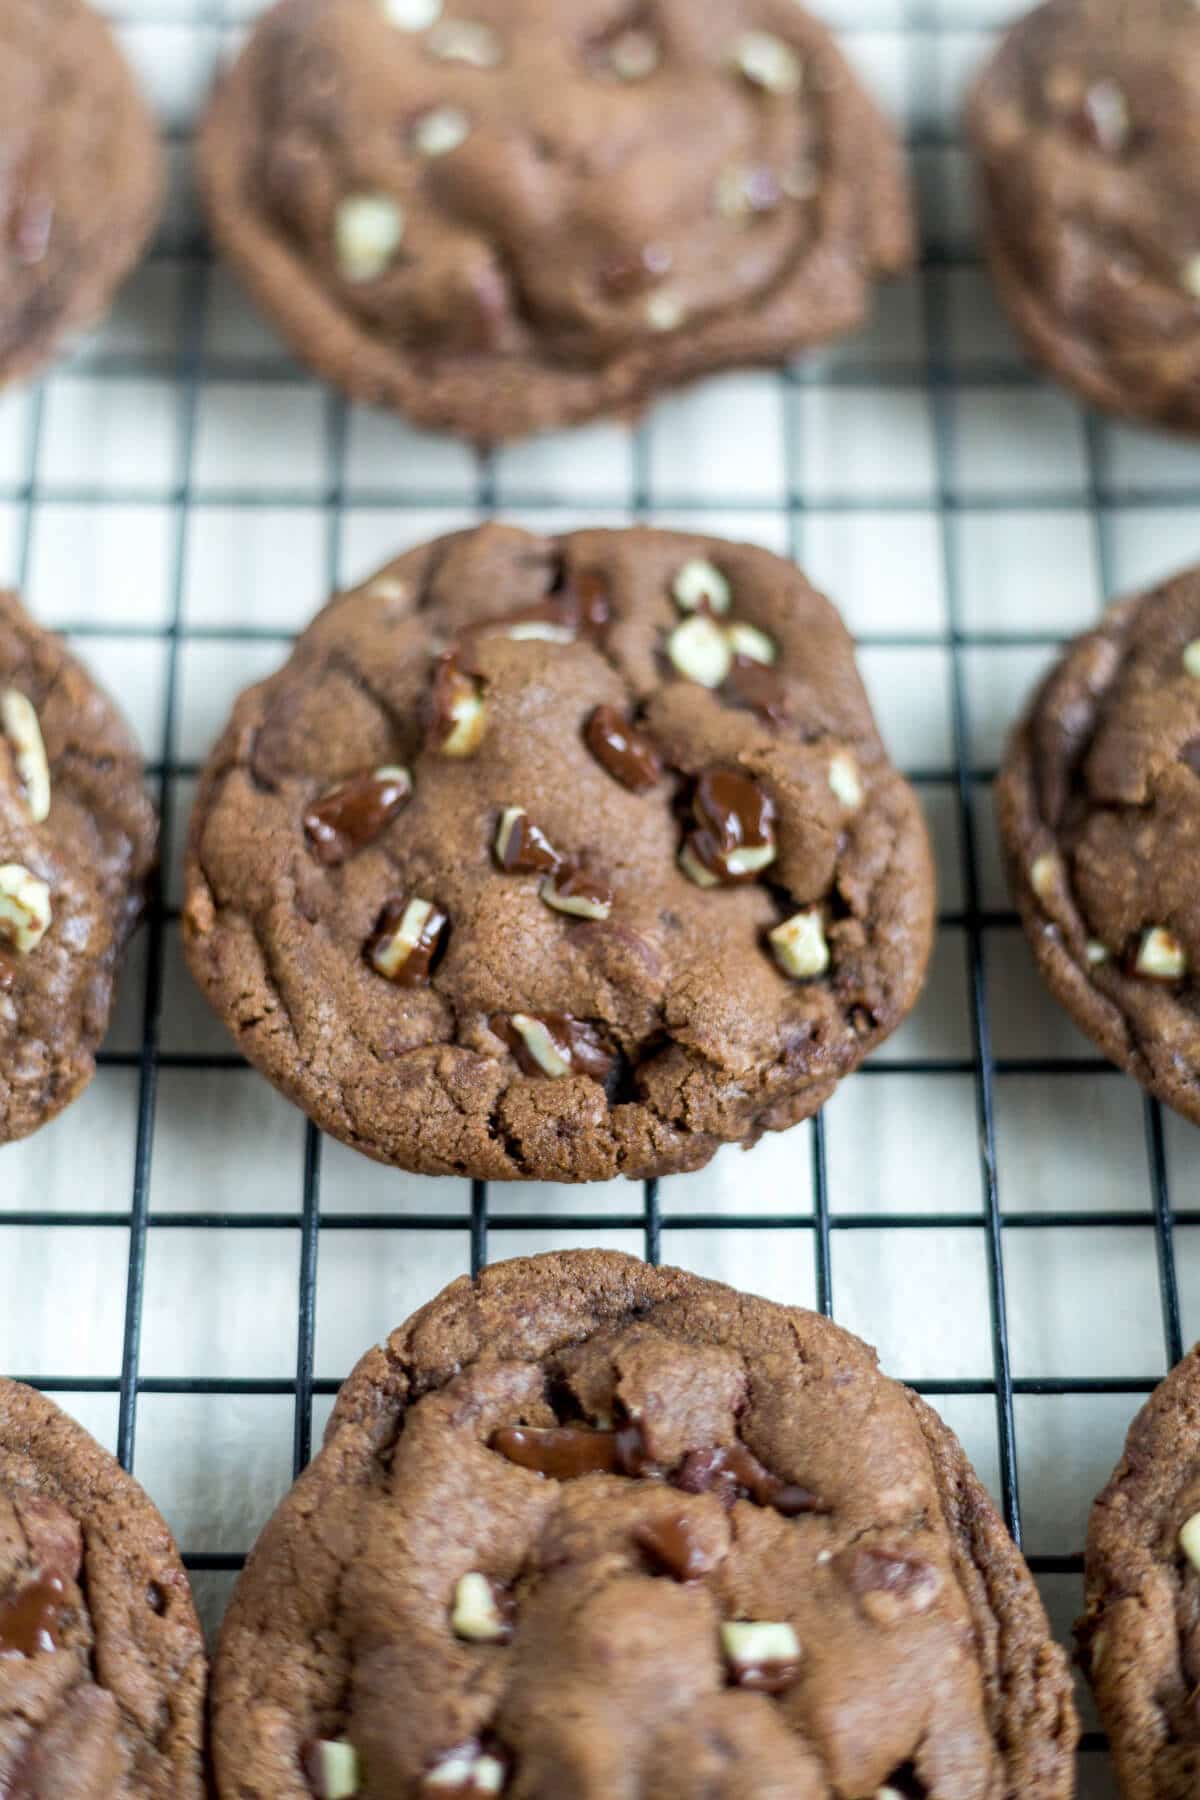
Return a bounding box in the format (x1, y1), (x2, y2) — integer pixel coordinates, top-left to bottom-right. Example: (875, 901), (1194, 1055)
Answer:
(846, 1545), (941, 1622)
(477, 601), (579, 642)
(558, 569), (612, 638)
(421, 1740), (511, 1797)
(633, 1513), (712, 1582)
(1181, 736), (1200, 777)
(0, 1574), (67, 1660)
(368, 896), (450, 988)
(584, 706), (663, 793)
(469, 569), (612, 648)
(674, 1443), (822, 1516)
(541, 865), (614, 920)
(491, 1420), (650, 1480)
(773, 1481), (827, 1517)
(728, 1649), (802, 1696)
(495, 809), (561, 873)
(430, 650), (476, 715)
(726, 654), (789, 726)
(475, 1577), (517, 1643)
(491, 1425), (622, 1479)
(849, 1545), (935, 1594)
(694, 771), (775, 855)
(491, 1013), (617, 1083)
(304, 767), (412, 866)
(675, 1447), (739, 1505)
(685, 769), (777, 885)
(428, 652), (485, 754)
(614, 1420), (655, 1478)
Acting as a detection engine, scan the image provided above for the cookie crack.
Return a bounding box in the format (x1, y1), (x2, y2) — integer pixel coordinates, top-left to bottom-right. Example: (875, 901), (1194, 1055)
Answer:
(325, 649), (415, 741)
(486, 1089), (529, 1175)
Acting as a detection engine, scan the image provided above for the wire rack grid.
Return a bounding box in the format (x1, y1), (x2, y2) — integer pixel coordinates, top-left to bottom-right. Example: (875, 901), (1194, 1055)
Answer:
(5, 2), (1200, 1794)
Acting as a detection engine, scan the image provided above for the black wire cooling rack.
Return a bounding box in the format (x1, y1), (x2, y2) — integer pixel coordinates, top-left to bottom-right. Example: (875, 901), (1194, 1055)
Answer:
(4, 2), (1195, 1788)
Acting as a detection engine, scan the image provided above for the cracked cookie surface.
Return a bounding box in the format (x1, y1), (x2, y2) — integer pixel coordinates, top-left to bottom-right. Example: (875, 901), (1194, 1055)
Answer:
(969, 0), (1200, 432)
(1080, 1345), (1200, 1799)
(212, 1250), (1078, 1799)
(198, 0), (912, 443)
(0, 592), (157, 1143)
(0, 1380), (206, 1798)
(998, 566), (1200, 1124)
(0, 0), (163, 385)
(183, 524), (934, 1183)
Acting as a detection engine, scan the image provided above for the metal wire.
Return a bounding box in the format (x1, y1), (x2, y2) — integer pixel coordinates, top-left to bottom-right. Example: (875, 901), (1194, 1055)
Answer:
(3, 4), (1184, 1779)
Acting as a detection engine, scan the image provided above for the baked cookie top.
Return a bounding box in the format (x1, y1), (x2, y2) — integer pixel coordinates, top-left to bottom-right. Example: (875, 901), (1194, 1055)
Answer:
(1080, 1345), (1200, 1798)
(0, 1381), (207, 1798)
(0, 0), (163, 383)
(199, 0), (912, 442)
(969, 0), (1200, 430)
(183, 524), (934, 1184)
(998, 567), (1200, 1123)
(212, 1251), (1078, 1799)
(0, 593), (157, 1143)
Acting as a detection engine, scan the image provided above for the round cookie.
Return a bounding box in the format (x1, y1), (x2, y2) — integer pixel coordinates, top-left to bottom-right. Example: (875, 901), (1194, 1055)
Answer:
(0, 1380), (207, 1796)
(0, 591), (157, 1142)
(968, 0), (1200, 433)
(198, 0), (913, 443)
(1079, 1345), (1200, 1797)
(182, 523), (934, 1183)
(998, 566), (1200, 1123)
(0, 0), (163, 385)
(212, 1250), (1078, 1799)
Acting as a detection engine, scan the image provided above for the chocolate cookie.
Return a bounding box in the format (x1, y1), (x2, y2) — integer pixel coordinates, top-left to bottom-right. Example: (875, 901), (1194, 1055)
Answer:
(182, 524), (934, 1183)
(1079, 1345), (1200, 1797)
(0, 0), (163, 385)
(997, 566), (1200, 1123)
(968, 0), (1200, 433)
(198, 0), (912, 443)
(0, 592), (157, 1142)
(0, 1380), (207, 1796)
(212, 1250), (1078, 1799)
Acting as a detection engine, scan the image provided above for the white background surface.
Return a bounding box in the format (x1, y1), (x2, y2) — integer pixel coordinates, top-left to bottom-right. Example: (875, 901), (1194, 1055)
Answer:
(6, 3), (1200, 1792)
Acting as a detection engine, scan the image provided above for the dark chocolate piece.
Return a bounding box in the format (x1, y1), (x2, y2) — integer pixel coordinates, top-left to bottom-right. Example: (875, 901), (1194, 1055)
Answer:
(585, 707), (662, 793)
(304, 768), (412, 866)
